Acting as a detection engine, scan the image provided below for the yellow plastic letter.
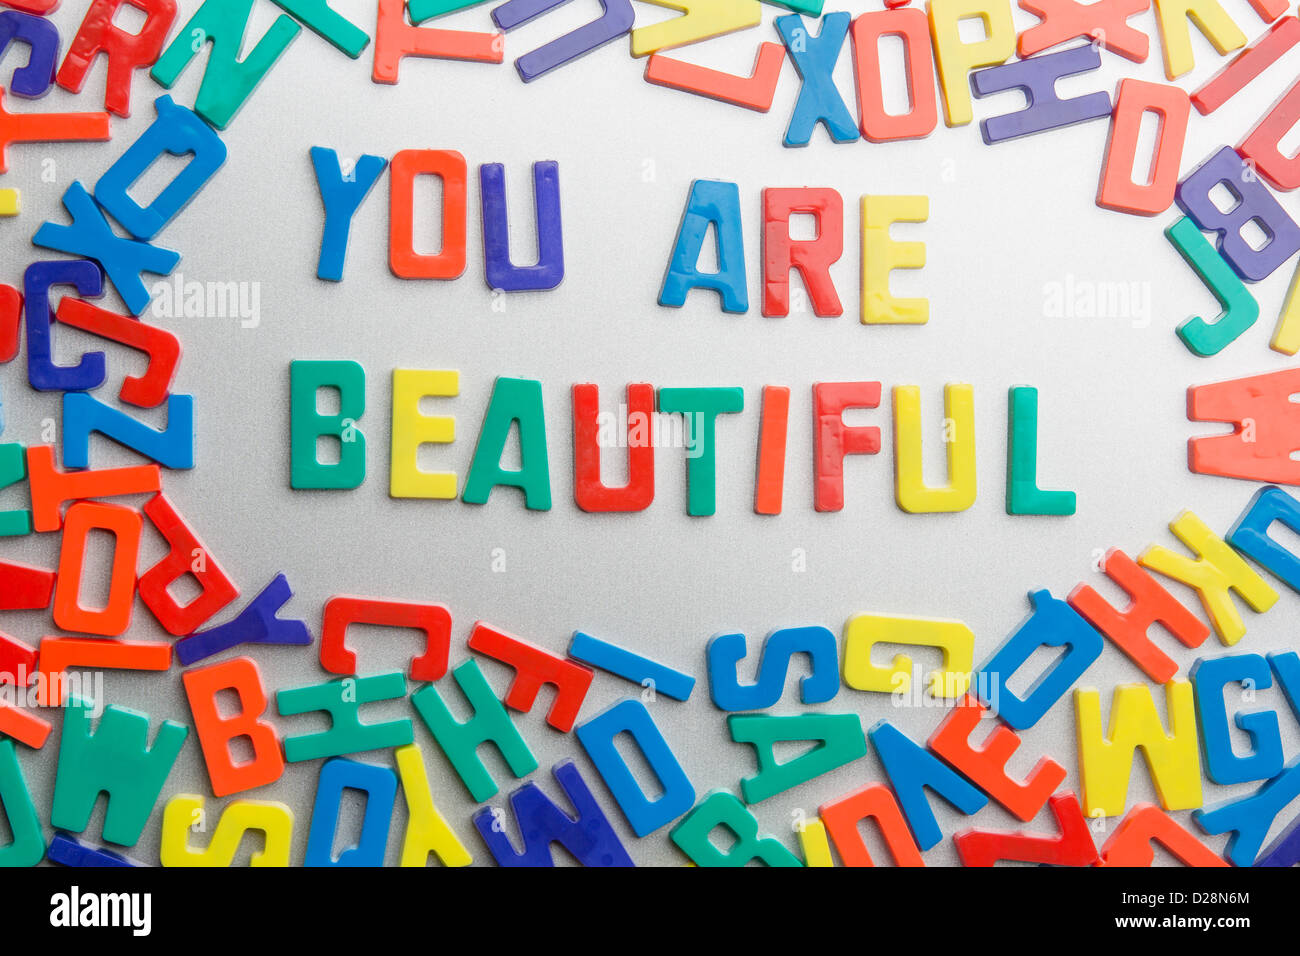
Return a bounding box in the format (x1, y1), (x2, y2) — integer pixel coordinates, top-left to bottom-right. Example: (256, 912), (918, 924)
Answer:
(1152, 0), (1245, 80)
(927, 0), (1015, 126)
(1271, 264), (1300, 355)
(396, 743), (472, 867)
(893, 383), (976, 513)
(841, 613), (974, 698)
(160, 793), (293, 866)
(861, 195), (928, 325)
(1138, 510), (1278, 646)
(797, 817), (834, 867)
(1075, 681), (1203, 819)
(390, 368), (458, 500)
(630, 0), (761, 57)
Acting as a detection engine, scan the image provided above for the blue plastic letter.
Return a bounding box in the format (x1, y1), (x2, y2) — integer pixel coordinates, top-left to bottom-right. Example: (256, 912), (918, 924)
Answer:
(659, 179), (747, 313)
(94, 95), (227, 241)
(310, 146), (387, 282)
(570, 631), (695, 701)
(32, 182), (180, 316)
(62, 392), (195, 470)
(23, 259), (106, 392)
(776, 12), (858, 146)
(304, 758), (396, 866)
(575, 699), (695, 838)
(480, 161), (563, 292)
(1195, 756), (1300, 866)
(1190, 653), (1284, 785)
(869, 719), (987, 851)
(1228, 486), (1300, 593)
(176, 573), (313, 666)
(976, 588), (1105, 730)
(707, 625), (838, 711)
(1176, 146), (1300, 282)
(472, 760), (634, 867)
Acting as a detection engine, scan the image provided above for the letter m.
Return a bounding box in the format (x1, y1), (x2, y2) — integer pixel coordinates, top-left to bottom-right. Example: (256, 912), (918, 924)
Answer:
(1075, 680), (1203, 819)
(1188, 368), (1300, 485)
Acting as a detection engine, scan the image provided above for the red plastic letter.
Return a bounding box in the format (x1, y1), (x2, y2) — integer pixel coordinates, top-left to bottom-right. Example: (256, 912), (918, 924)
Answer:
(0, 701), (50, 748)
(37, 636), (171, 705)
(56, 0), (179, 117)
(319, 595), (451, 682)
(0, 631), (36, 683)
(819, 783), (925, 866)
(372, 0), (501, 83)
(0, 90), (110, 173)
(1188, 367), (1300, 485)
(1097, 79), (1190, 216)
(183, 657), (285, 797)
(0, 559), (55, 610)
(813, 381), (881, 512)
(0, 284), (19, 362)
(643, 42), (785, 112)
(1097, 803), (1228, 866)
(572, 383), (655, 513)
(850, 9), (939, 142)
(1191, 16), (1300, 115)
(954, 791), (1099, 866)
(26, 445), (160, 532)
(927, 693), (1065, 821)
(762, 187), (843, 318)
(52, 501), (142, 637)
(138, 493), (238, 636)
(466, 622), (593, 732)
(55, 298), (181, 407)
(754, 385), (790, 515)
(0, 0), (60, 15)
(1017, 0), (1150, 62)
(388, 148), (468, 280)
(1240, 76), (1300, 191)
(1068, 549), (1210, 683)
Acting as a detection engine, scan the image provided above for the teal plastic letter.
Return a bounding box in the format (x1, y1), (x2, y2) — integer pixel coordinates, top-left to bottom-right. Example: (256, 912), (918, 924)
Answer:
(52, 698), (188, 847)
(289, 359), (366, 489)
(657, 386), (744, 516)
(411, 659), (538, 802)
(729, 712), (867, 804)
(462, 377), (551, 510)
(671, 791), (802, 866)
(151, 0), (301, 130)
(0, 739), (44, 866)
